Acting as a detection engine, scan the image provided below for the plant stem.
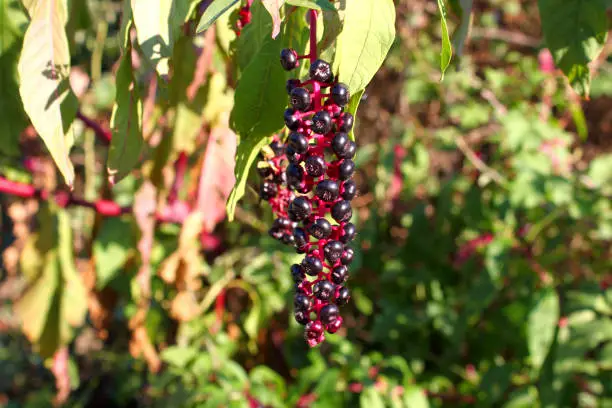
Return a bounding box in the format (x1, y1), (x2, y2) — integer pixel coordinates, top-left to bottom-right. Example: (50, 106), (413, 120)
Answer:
(76, 111), (112, 145)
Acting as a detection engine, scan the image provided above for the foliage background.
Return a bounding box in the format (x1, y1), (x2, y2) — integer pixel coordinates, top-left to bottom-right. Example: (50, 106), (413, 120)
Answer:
(1, 0), (612, 407)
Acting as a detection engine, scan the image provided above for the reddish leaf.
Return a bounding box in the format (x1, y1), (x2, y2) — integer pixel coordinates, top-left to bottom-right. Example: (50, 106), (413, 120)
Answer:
(197, 119), (237, 232)
(133, 181), (157, 299)
(51, 347), (70, 405)
(262, 0), (285, 39)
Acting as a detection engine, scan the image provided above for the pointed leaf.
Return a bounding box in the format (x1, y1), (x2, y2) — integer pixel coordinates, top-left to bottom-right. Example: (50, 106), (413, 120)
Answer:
(196, 0), (240, 33)
(93, 217), (135, 289)
(452, 0), (473, 57)
(108, 20), (144, 184)
(437, 0), (452, 78)
(333, 0), (395, 94)
(232, 1), (273, 72)
(261, 0), (284, 39)
(527, 288), (559, 372)
(538, 0), (608, 96)
(18, 0), (77, 186)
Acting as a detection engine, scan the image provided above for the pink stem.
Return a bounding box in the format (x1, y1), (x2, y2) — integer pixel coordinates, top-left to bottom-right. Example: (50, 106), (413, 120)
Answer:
(76, 111), (112, 145)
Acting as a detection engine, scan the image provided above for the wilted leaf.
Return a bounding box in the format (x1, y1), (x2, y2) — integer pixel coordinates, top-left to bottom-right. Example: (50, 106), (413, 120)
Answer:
(18, 0), (78, 185)
(170, 291), (200, 321)
(198, 118), (237, 232)
(261, 0), (284, 39)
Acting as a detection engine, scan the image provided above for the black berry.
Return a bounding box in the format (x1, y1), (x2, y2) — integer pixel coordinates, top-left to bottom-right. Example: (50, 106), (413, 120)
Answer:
(284, 108), (301, 130)
(311, 111), (332, 134)
(291, 264), (306, 283)
(302, 255), (323, 276)
(309, 59), (333, 83)
(338, 159), (355, 180)
(295, 310), (310, 325)
(340, 223), (356, 244)
(315, 180), (340, 202)
(324, 240), (344, 263)
(341, 180), (357, 200)
(288, 132), (309, 154)
(338, 112), (354, 132)
(305, 155), (327, 178)
(341, 247), (354, 265)
(290, 88), (312, 112)
(331, 200), (352, 223)
(286, 79), (301, 94)
(288, 197), (312, 221)
(260, 181), (277, 200)
(280, 48), (299, 71)
(331, 265), (348, 284)
(331, 132), (350, 157)
(331, 83), (350, 106)
(320, 304), (339, 324)
(293, 227), (309, 249)
(336, 286), (350, 305)
(313, 280), (334, 301)
(308, 217), (332, 239)
(294, 293), (311, 311)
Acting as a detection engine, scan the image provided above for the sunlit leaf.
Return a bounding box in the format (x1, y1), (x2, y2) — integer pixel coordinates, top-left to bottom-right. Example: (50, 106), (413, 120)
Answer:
(261, 0), (284, 39)
(437, 0), (452, 79)
(285, 0), (336, 11)
(527, 288), (559, 372)
(196, 0), (240, 33)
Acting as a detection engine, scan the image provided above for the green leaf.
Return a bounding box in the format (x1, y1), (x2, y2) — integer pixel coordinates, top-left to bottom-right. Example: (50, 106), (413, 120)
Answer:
(17, 0), (78, 186)
(360, 387), (385, 408)
(0, 0), (28, 157)
(161, 346), (199, 368)
(403, 386), (430, 408)
(527, 288), (559, 372)
(108, 19), (144, 184)
(451, 0), (472, 57)
(226, 135), (273, 221)
(196, 0), (240, 33)
(333, 0), (395, 95)
(285, 0), (336, 11)
(437, 0), (452, 79)
(232, 1), (273, 72)
(346, 89), (364, 141)
(538, 0), (608, 96)
(131, 0), (179, 77)
(93, 217), (135, 289)
(230, 35), (286, 137)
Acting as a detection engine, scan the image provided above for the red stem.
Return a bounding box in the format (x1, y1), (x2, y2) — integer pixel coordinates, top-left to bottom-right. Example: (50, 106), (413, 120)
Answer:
(76, 111), (112, 145)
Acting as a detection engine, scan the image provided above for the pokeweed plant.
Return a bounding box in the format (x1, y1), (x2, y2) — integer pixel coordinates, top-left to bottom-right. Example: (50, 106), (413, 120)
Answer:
(1, 0), (612, 405)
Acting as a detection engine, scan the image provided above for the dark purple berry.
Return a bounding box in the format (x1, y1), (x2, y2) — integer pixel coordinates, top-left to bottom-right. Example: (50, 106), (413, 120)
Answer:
(270, 140), (284, 156)
(287, 163), (304, 185)
(308, 217), (332, 239)
(288, 132), (309, 154)
(305, 155), (326, 178)
(293, 227), (309, 249)
(306, 320), (323, 333)
(273, 217), (291, 229)
(288, 197), (312, 221)
(341, 180), (357, 200)
(331, 200), (352, 223)
(294, 293), (311, 311)
(336, 286), (350, 305)
(331, 132), (350, 157)
(340, 223), (356, 244)
(341, 247), (354, 265)
(326, 316), (343, 333)
(291, 264), (306, 283)
(290, 87), (312, 112)
(324, 241), (344, 263)
(309, 59), (333, 83)
(331, 265), (348, 284)
(315, 180), (340, 202)
(338, 159), (355, 180)
(260, 181), (278, 200)
(302, 255), (323, 276)
(331, 83), (350, 106)
(320, 304), (339, 324)
(338, 112), (354, 132)
(282, 233), (295, 245)
(286, 79), (301, 94)
(295, 310), (310, 325)
(284, 108), (300, 130)
(280, 48), (298, 71)
(344, 141), (356, 159)
(257, 161), (273, 178)
(268, 227), (283, 240)
(313, 280), (334, 301)
(311, 111), (332, 134)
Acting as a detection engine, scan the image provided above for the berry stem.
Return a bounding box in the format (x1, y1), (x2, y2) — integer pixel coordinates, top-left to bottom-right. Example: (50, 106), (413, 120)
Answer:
(309, 10), (321, 112)
(76, 110), (112, 145)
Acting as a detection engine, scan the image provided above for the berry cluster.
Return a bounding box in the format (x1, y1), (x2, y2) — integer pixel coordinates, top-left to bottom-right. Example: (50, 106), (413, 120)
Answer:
(276, 46), (356, 347)
(234, 0), (253, 36)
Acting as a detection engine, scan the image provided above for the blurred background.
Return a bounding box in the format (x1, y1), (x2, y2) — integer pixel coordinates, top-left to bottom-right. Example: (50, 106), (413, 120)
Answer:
(1, 0), (612, 407)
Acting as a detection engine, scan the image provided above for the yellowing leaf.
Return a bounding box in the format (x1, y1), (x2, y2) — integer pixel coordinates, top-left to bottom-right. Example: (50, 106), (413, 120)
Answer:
(18, 0), (77, 186)
(262, 0), (285, 39)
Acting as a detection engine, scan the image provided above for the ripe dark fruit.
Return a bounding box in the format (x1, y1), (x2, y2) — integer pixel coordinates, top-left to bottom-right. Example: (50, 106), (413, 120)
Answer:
(331, 200), (352, 223)
(320, 304), (339, 324)
(341, 180), (357, 200)
(280, 48), (299, 71)
(288, 197), (312, 221)
(260, 181), (278, 200)
(338, 112), (354, 132)
(331, 83), (350, 106)
(268, 227), (283, 240)
(273, 217), (291, 229)
(288, 132), (309, 154)
(344, 141), (357, 159)
(336, 286), (350, 305)
(293, 227), (309, 249)
(295, 311), (310, 325)
(291, 264), (306, 283)
(311, 111), (332, 134)
(284, 109), (301, 130)
(309, 59), (333, 83)
(290, 87), (312, 111)
(338, 159), (356, 180)
(341, 247), (354, 265)
(315, 180), (340, 202)
(305, 155), (327, 177)
(331, 265), (348, 284)
(302, 255), (323, 276)
(313, 280), (334, 301)
(294, 293), (311, 311)
(326, 317), (343, 333)
(340, 223), (357, 244)
(309, 217), (332, 239)
(287, 163), (304, 185)
(331, 132), (350, 157)
(324, 241), (344, 263)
